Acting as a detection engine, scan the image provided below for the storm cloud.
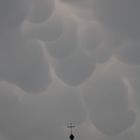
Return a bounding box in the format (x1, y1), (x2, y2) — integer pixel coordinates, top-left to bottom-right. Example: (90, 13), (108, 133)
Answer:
(0, 0), (139, 140)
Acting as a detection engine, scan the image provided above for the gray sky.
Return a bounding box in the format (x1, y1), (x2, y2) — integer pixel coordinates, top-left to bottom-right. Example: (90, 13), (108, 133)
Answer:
(0, 0), (139, 140)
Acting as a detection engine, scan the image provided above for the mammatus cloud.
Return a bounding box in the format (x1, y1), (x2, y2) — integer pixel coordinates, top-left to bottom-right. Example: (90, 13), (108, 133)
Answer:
(0, 81), (23, 111)
(122, 64), (140, 109)
(82, 67), (135, 136)
(60, 0), (94, 10)
(0, 0), (31, 29)
(0, 0), (139, 140)
(45, 14), (79, 59)
(0, 77), (86, 140)
(27, 0), (55, 24)
(78, 22), (115, 64)
(79, 22), (104, 52)
(44, 77), (87, 126)
(52, 49), (95, 86)
(92, 0), (140, 40)
(114, 40), (140, 64)
(0, 38), (51, 93)
(22, 4), (64, 42)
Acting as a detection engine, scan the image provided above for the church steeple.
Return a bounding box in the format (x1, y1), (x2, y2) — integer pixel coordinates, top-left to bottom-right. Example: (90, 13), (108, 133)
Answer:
(67, 123), (75, 140)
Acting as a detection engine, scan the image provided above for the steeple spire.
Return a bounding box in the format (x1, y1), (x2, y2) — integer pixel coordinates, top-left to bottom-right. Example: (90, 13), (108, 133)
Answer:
(67, 123), (75, 140)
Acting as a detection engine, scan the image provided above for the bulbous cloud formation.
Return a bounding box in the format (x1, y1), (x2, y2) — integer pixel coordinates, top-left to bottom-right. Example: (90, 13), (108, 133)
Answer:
(45, 15), (79, 59)
(132, 112), (140, 140)
(27, 0), (55, 24)
(0, 82), (32, 140)
(0, 81), (23, 113)
(53, 49), (95, 86)
(0, 0), (139, 139)
(0, 85), (66, 140)
(60, 0), (94, 10)
(79, 22), (103, 52)
(82, 70), (135, 136)
(43, 77), (87, 126)
(114, 40), (140, 64)
(0, 36), (52, 93)
(111, 130), (135, 140)
(102, 129), (135, 140)
(22, 7), (64, 42)
(79, 22), (116, 64)
(123, 64), (140, 109)
(1, 77), (87, 140)
(0, 0), (31, 29)
(25, 123), (65, 140)
(92, 0), (140, 40)
(0, 98), (41, 140)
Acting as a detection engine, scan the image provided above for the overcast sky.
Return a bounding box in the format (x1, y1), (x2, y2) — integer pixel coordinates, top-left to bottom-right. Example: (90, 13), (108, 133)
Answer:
(0, 0), (139, 140)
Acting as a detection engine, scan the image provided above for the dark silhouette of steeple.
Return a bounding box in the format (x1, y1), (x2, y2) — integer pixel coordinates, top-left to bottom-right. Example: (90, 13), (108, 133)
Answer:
(67, 123), (75, 140)
(69, 133), (74, 140)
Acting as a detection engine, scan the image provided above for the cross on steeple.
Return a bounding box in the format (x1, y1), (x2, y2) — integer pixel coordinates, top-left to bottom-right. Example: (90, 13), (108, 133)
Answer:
(67, 123), (76, 140)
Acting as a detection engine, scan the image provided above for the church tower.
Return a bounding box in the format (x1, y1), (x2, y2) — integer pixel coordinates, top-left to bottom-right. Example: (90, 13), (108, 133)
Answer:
(67, 123), (75, 140)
